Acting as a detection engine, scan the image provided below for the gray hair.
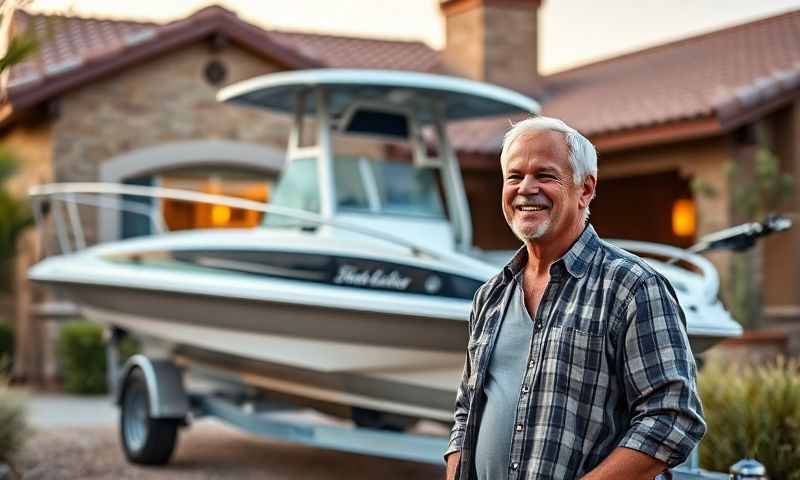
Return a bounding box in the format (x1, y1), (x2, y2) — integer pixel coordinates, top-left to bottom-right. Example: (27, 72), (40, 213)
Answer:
(500, 116), (598, 221)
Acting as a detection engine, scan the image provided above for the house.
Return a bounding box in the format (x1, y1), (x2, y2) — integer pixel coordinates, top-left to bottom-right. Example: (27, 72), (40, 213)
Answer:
(3, 1), (800, 380)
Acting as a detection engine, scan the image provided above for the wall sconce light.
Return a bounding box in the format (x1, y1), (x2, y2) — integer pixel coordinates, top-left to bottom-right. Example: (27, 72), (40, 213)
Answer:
(672, 198), (696, 237)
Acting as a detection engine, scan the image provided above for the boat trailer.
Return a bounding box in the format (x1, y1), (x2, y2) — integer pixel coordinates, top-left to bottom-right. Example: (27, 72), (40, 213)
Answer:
(110, 352), (761, 479)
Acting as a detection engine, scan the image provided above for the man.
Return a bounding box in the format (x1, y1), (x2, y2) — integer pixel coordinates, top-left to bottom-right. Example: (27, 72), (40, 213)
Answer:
(444, 116), (705, 480)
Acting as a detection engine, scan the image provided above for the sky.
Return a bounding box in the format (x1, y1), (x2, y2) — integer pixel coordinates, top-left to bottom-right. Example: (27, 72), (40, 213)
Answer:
(26, 0), (800, 74)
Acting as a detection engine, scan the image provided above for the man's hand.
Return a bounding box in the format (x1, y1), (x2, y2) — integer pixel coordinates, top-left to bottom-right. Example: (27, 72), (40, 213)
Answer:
(445, 451), (461, 480)
(581, 447), (667, 480)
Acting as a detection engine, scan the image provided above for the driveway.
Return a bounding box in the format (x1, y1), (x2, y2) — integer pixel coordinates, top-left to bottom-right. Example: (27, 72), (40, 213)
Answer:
(21, 393), (446, 479)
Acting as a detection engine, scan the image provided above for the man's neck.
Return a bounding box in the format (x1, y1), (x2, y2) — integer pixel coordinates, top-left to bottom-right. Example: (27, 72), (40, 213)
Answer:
(524, 221), (585, 276)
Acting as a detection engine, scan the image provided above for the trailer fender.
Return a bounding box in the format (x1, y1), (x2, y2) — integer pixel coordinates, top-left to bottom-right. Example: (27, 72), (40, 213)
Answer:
(115, 355), (189, 419)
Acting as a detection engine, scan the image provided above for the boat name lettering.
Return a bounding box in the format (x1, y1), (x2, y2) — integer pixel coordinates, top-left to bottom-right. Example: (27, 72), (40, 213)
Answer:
(333, 265), (412, 290)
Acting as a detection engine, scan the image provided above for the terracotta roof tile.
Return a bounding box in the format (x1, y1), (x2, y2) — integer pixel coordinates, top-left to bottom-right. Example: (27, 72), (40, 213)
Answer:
(264, 30), (439, 72)
(447, 9), (800, 152)
(7, 7), (438, 98)
(543, 9), (800, 135)
(9, 12), (159, 91)
(6, 6), (800, 152)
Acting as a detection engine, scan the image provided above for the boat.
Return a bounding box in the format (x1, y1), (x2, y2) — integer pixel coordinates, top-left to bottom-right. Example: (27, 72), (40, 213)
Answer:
(28, 69), (747, 424)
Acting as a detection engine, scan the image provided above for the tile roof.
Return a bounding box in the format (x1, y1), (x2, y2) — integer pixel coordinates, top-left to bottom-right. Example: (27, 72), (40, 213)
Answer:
(8, 12), (160, 91)
(264, 30), (439, 72)
(5, 6), (438, 107)
(448, 9), (800, 152)
(545, 8), (800, 135)
(5, 6), (800, 153)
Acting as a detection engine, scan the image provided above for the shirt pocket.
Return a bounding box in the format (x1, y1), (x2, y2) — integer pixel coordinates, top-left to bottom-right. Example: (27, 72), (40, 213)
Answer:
(552, 307), (607, 337)
(546, 326), (607, 399)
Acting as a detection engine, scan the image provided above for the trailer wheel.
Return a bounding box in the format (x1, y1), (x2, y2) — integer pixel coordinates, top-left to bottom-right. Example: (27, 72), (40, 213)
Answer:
(120, 368), (179, 465)
(352, 407), (416, 432)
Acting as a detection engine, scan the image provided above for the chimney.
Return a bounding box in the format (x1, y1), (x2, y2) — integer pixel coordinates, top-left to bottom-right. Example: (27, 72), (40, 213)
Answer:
(440, 0), (542, 93)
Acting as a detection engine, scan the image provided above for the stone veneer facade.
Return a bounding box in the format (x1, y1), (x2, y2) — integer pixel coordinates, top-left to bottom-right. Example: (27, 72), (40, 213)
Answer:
(49, 42), (292, 245)
(440, 0), (541, 93)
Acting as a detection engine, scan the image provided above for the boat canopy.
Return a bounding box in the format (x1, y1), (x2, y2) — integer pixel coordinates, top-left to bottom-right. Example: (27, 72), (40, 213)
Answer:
(217, 69), (540, 125)
(217, 69), (541, 252)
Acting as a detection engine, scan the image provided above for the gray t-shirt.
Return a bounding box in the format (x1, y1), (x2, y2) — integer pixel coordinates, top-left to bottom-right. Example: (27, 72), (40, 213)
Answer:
(475, 276), (534, 480)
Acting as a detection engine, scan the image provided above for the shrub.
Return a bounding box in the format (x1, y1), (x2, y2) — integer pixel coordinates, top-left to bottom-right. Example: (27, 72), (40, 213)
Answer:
(0, 389), (28, 470)
(0, 361), (29, 475)
(699, 357), (800, 479)
(57, 321), (107, 394)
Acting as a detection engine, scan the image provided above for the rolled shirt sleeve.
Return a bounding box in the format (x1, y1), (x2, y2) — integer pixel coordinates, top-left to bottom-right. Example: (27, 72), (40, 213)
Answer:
(617, 274), (707, 467)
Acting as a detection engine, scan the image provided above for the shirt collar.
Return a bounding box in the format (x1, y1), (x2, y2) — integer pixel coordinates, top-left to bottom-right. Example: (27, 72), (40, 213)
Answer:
(502, 224), (600, 281)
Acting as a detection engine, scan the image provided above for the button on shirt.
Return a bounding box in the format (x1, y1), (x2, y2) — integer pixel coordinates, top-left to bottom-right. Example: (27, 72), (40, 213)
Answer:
(445, 225), (706, 480)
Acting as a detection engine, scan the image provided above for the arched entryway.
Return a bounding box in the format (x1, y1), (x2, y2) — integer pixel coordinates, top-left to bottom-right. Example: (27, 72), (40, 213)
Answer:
(99, 140), (285, 242)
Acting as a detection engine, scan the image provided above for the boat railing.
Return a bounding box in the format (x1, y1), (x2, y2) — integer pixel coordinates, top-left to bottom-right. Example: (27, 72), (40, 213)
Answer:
(28, 182), (470, 264)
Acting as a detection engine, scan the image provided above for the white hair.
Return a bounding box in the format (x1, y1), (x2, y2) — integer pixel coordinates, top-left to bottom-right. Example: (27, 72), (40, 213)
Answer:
(500, 116), (598, 222)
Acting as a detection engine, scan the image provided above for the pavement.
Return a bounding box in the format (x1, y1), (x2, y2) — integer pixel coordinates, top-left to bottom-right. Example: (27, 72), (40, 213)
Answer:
(19, 392), (447, 479)
(27, 392), (118, 429)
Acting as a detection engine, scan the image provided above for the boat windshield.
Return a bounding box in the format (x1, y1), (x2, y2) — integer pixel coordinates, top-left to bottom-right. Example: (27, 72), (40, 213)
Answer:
(264, 156), (445, 227)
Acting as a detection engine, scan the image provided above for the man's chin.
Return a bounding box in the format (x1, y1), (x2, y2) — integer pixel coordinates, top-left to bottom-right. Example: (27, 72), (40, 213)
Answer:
(512, 220), (551, 242)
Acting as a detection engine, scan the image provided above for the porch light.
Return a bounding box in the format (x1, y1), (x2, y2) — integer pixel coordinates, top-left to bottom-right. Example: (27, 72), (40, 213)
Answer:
(672, 199), (696, 237)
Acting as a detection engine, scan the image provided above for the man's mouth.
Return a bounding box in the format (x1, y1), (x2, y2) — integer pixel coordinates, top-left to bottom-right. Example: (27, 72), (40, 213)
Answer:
(516, 205), (548, 212)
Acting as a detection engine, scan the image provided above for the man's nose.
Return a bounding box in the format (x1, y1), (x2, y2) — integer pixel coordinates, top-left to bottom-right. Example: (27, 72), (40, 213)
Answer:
(518, 174), (540, 193)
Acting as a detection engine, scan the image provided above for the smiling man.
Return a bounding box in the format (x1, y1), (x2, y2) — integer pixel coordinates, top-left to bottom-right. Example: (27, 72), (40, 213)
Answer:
(444, 117), (706, 480)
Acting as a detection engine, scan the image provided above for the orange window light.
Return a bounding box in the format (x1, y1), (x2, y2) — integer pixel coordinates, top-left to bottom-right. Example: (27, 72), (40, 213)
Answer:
(211, 204), (232, 226)
(672, 199), (696, 237)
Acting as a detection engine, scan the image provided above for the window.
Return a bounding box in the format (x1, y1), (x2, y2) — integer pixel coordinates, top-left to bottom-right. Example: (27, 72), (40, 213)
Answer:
(372, 161), (445, 218)
(264, 158), (320, 227)
(159, 170), (271, 230)
(334, 157), (371, 212)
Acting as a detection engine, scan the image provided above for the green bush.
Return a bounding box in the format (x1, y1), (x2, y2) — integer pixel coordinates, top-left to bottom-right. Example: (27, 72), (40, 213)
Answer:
(0, 387), (28, 469)
(57, 321), (107, 394)
(699, 357), (800, 479)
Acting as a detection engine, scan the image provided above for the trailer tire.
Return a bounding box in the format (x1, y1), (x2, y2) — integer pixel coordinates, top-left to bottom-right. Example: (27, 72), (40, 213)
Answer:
(120, 368), (180, 465)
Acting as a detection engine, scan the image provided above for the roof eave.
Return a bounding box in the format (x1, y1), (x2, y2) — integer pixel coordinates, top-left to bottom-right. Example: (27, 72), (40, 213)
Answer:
(588, 116), (723, 153)
(0, 13), (321, 129)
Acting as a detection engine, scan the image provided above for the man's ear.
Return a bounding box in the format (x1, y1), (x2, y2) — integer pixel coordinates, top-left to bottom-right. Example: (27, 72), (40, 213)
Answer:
(578, 175), (597, 209)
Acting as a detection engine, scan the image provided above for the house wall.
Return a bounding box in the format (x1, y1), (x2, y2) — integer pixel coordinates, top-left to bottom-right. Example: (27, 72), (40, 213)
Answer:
(595, 137), (735, 298)
(51, 42), (292, 245)
(762, 102), (800, 324)
(2, 122), (53, 198)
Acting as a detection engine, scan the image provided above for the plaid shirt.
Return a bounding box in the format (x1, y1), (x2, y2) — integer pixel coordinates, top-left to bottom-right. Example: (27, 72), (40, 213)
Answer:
(446, 225), (706, 479)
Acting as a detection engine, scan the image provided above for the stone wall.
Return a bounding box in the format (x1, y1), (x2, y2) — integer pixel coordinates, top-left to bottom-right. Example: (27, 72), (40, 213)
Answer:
(1, 123), (53, 199)
(440, 0), (540, 92)
(51, 41), (292, 244)
(761, 102), (800, 324)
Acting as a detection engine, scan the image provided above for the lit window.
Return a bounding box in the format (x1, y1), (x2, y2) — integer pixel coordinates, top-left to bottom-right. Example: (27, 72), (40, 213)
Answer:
(160, 173), (271, 230)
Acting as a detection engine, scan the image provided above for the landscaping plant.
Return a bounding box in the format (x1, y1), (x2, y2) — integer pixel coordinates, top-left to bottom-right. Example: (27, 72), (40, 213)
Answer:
(0, 355), (28, 479)
(57, 321), (107, 394)
(699, 357), (800, 479)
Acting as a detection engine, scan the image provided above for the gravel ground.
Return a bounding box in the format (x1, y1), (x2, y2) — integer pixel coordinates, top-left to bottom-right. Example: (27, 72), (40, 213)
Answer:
(20, 420), (445, 479)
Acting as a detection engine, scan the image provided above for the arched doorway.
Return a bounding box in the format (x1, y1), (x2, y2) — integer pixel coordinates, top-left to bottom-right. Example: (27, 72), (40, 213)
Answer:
(99, 140), (285, 242)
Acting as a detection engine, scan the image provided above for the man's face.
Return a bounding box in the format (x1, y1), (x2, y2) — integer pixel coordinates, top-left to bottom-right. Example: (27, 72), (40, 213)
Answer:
(501, 130), (591, 243)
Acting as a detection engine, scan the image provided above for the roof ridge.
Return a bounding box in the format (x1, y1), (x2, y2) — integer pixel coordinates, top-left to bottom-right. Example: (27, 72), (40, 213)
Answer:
(267, 28), (435, 48)
(19, 8), (160, 27)
(547, 7), (800, 78)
